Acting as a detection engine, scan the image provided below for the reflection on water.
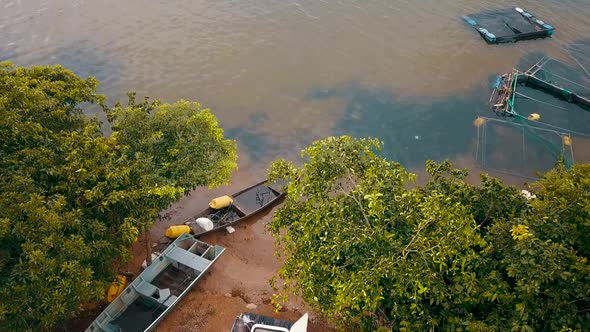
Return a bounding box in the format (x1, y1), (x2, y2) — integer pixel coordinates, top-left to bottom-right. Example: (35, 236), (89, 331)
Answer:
(309, 80), (488, 166)
(2, 0), (590, 178)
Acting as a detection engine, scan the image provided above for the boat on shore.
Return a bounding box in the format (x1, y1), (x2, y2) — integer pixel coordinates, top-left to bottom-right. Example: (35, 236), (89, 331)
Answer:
(86, 234), (224, 332)
(231, 312), (308, 332)
(180, 179), (285, 237)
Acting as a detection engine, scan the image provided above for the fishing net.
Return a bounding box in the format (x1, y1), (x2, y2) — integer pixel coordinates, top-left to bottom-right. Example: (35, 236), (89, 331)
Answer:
(476, 44), (590, 179)
(476, 117), (576, 179)
(530, 58), (590, 98)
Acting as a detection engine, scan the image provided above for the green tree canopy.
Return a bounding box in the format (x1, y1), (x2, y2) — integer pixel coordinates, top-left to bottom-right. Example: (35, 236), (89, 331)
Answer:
(268, 136), (590, 331)
(0, 62), (237, 331)
(109, 95), (237, 190)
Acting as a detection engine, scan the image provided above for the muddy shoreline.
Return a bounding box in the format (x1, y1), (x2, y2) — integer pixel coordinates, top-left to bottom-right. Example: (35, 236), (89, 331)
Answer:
(62, 166), (335, 332)
(62, 157), (533, 332)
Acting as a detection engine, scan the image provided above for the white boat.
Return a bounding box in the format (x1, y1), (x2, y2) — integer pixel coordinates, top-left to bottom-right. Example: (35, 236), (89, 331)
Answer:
(231, 312), (308, 332)
(86, 233), (224, 332)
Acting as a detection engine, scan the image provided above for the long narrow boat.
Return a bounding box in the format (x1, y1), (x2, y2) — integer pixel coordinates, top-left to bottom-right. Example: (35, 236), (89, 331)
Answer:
(86, 234), (224, 332)
(184, 179), (285, 237)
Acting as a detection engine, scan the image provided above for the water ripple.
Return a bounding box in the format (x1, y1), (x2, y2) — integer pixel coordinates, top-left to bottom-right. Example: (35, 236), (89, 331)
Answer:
(1, 0), (589, 166)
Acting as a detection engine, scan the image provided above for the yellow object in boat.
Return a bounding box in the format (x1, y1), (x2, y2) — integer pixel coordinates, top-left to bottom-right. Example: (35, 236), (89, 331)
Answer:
(528, 113), (541, 121)
(106, 275), (127, 303)
(209, 195), (233, 209)
(563, 135), (572, 146)
(165, 225), (191, 238)
(473, 117), (485, 127)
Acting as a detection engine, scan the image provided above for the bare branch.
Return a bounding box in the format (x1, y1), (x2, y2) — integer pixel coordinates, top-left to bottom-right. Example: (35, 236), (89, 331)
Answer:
(403, 218), (433, 258)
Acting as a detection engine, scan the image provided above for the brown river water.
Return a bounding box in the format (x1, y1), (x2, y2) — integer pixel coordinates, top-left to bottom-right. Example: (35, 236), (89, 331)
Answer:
(3, 1), (590, 331)
(2, 0), (590, 179)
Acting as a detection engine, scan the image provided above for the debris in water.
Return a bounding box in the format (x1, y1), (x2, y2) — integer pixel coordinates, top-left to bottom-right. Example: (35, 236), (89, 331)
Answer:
(528, 113), (541, 121)
(474, 117), (486, 127)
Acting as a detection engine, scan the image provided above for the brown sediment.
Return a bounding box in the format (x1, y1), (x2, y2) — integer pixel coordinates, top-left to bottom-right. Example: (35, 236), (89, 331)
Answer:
(157, 291), (334, 332)
(60, 165), (335, 332)
(146, 171), (336, 332)
(152, 191), (333, 332)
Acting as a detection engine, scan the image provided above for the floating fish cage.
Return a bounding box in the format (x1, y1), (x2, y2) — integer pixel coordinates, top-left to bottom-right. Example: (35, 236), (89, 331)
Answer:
(476, 54), (590, 179)
(463, 7), (554, 44)
(489, 57), (590, 117)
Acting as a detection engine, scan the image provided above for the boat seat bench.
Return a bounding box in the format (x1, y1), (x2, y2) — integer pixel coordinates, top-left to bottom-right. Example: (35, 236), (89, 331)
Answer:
(134, 280), (158, 297)
(165, 246), (211, 273)
(133, 280), (177, 308)
(130, 246), (211, 309)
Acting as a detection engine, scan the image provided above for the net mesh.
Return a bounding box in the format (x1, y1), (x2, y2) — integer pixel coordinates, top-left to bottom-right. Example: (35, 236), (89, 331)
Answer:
(476, 118), (577, 179)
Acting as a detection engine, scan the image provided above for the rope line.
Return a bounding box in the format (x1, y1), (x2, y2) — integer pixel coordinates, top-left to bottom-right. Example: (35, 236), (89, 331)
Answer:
(537, 68), (590, 91)
(514, 92), (571, 111)
(549, 40), (590, 80)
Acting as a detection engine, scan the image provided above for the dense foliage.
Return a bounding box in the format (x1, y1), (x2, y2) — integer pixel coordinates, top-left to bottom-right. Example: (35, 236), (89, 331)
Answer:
(0, 63), (237, 331)
(268, 136), (590, 331)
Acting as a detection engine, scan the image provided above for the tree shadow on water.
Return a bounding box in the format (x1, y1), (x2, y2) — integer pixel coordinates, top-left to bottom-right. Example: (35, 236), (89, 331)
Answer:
(3, 40), (125, 132)
(224, 112), (281, 162)
(39, 40), (122, 88)
(0, 50), (17, 62)
(5, 39), (124, 97)
(308, 81), (490, 168)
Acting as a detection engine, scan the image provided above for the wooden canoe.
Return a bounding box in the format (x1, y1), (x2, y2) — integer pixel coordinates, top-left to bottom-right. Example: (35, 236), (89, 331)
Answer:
(184, 179), (285, 237)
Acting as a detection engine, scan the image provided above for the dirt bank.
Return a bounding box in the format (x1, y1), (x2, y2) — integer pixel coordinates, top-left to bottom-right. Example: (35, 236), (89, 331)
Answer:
(145, 168), (335, 332)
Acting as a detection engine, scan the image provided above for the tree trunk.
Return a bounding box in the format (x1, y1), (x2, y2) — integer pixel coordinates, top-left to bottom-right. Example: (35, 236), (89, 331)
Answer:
(145, 231), (152, 267)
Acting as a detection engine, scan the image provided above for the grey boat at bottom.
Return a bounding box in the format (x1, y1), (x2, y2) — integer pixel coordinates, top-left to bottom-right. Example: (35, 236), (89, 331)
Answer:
(86, 233), (224, 332)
